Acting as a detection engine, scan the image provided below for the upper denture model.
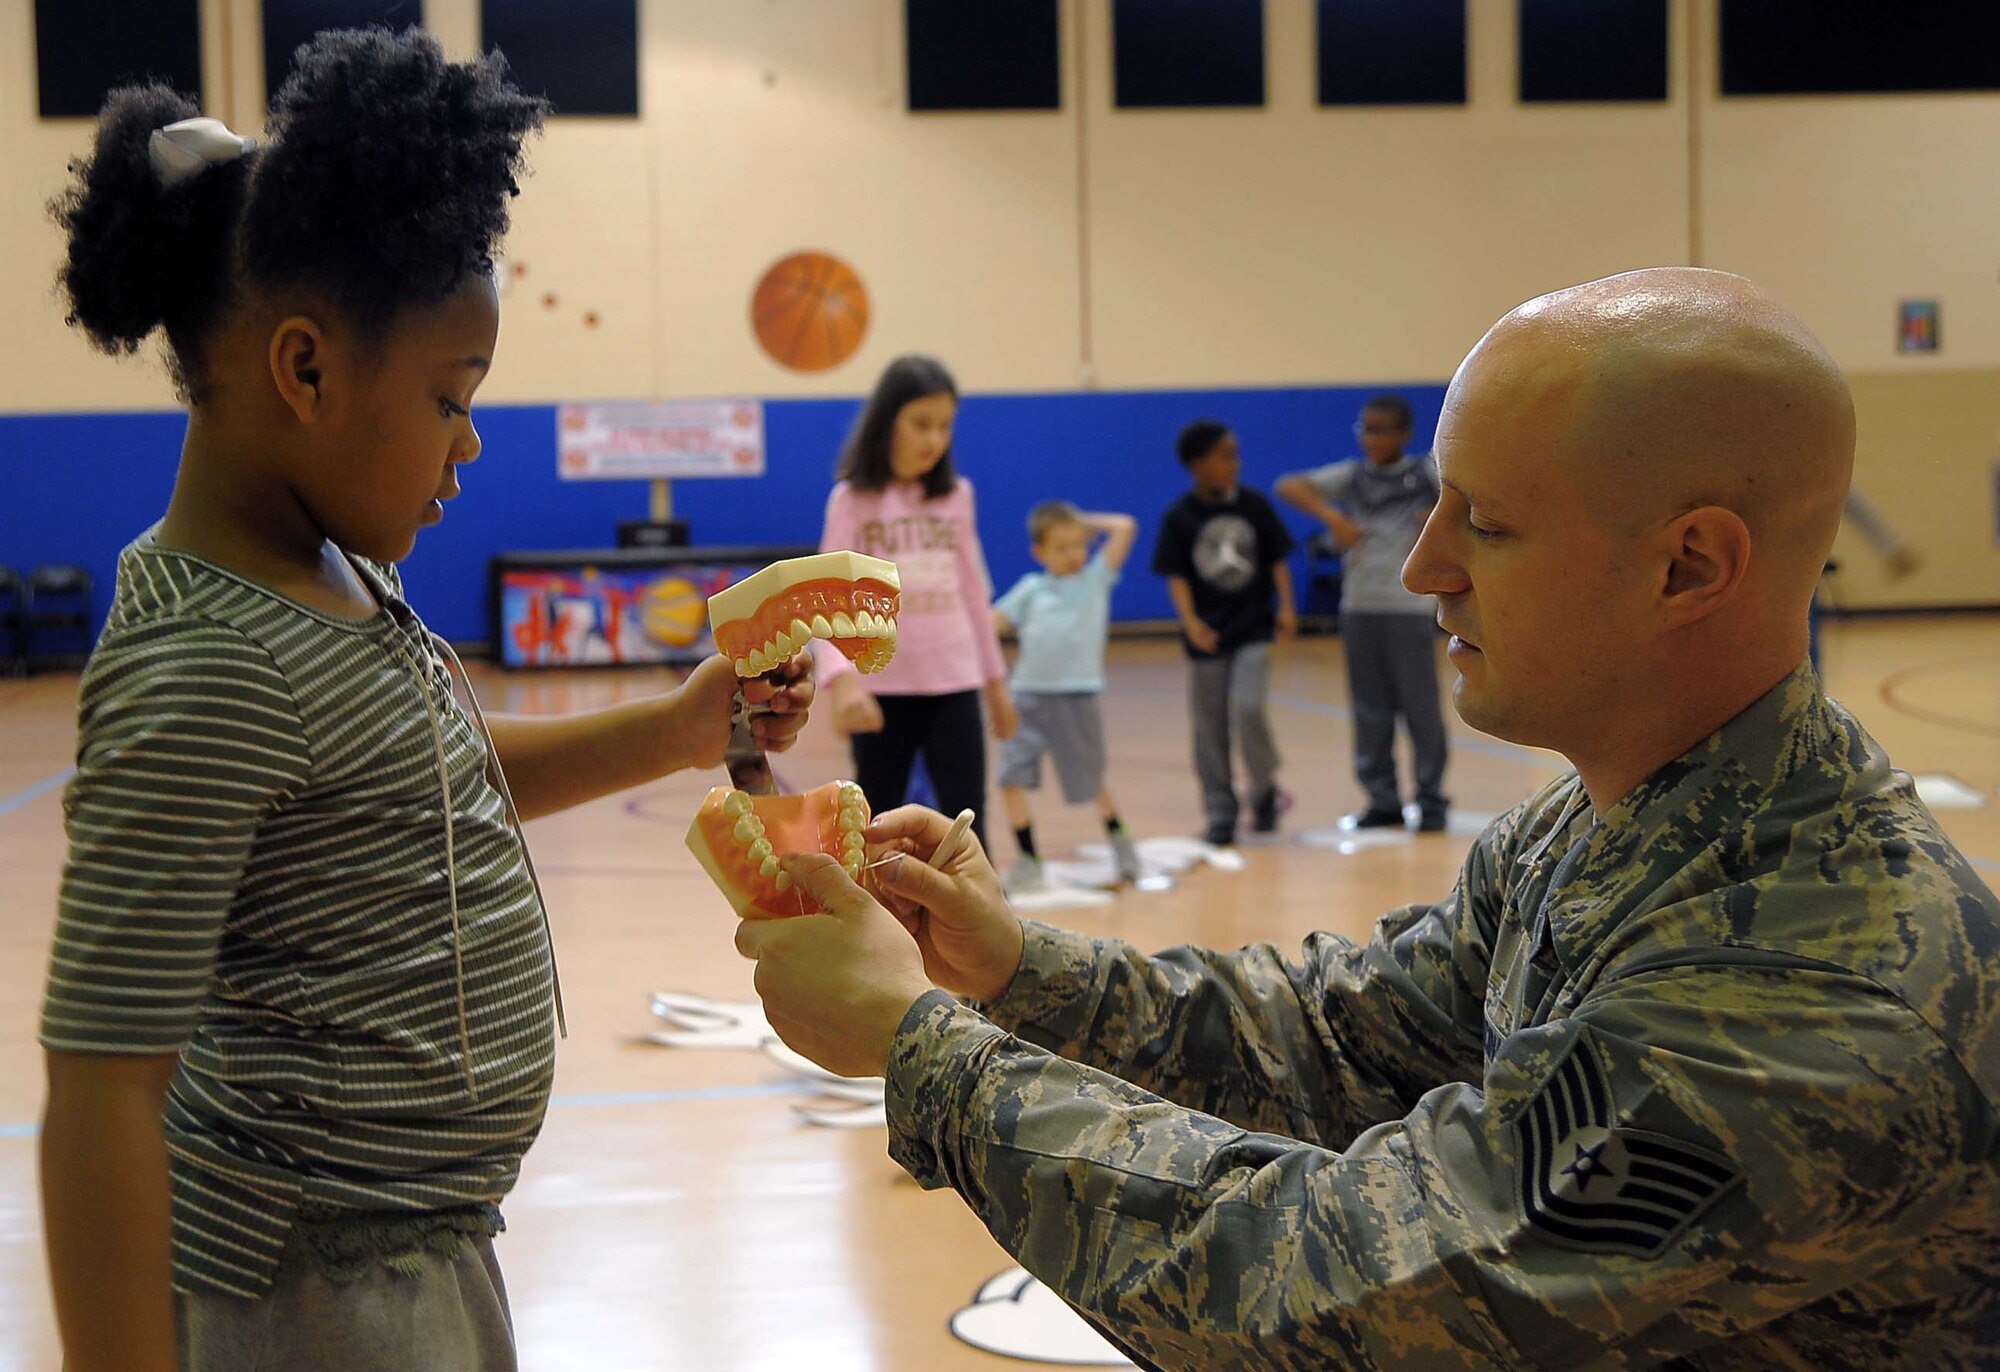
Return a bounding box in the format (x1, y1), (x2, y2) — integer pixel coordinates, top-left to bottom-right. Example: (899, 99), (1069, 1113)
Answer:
(707, 550), (900, 677)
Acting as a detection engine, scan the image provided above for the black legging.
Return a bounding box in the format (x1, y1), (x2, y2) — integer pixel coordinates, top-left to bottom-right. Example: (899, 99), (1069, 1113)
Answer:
(849, 689), (989, 851)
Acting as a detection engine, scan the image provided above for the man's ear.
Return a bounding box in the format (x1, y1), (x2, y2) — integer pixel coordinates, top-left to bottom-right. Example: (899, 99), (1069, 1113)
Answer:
(268, 315), (327, 424)
(1659, 506), (1751, 629)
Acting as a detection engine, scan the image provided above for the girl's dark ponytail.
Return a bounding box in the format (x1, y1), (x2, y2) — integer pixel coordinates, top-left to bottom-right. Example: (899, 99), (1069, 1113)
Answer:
(52, 83), (251, 390)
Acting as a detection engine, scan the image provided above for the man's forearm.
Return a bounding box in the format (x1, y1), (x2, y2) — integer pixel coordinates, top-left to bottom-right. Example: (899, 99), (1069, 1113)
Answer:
(42, 1056), (178, 1372)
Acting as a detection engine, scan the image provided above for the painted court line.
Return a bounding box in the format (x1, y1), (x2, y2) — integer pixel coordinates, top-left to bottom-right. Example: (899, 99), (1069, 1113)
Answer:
(0, 768), (73, 820)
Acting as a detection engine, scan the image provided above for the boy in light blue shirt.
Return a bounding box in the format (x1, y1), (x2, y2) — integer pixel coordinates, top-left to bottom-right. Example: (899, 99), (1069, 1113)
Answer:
(992, 503), (1140, 890)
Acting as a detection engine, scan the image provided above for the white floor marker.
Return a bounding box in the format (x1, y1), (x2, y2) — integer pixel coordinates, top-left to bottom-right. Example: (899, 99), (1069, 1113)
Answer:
(949, 1266), (1135, 1366)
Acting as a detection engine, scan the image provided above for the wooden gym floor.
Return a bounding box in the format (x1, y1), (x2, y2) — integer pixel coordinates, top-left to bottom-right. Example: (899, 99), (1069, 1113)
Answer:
(2, 619), (1997, 1369)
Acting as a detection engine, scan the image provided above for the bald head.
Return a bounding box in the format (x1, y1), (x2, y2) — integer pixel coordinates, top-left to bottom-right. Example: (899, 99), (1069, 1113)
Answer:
(1467, 268), (1855, 597)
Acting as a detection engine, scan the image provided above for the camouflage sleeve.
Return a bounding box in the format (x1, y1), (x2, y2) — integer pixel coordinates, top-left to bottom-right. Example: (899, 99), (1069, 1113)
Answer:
(886, 960), (1984, 1369)
(973, 816), (1513, 1144)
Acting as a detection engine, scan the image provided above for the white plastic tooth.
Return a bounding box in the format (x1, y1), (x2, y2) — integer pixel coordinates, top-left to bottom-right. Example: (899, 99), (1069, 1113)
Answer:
(838, 783), (865, 808)
(855, 610), (878, 634)
(842, 831), (865, 856)
(744, 647), (765, 675)
(774, 871), (793, 892)
(759, 855), (779, 878)
(746, 837), (773, 865)
(811, 614), (834, 638)
(722, 791), (753, 818)
(733, 814), (764, 842)
(831, 611), (856, 638)
(788, 618), (813, 647)
(882, 619), (898, 642)
(842, 854), (863, 878)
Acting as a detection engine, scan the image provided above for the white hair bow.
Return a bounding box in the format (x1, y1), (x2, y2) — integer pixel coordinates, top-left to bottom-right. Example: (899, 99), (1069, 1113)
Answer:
(148, 116), (256, 188)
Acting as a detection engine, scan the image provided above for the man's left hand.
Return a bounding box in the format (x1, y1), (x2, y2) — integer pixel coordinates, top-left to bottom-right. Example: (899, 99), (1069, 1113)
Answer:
(734, 854), (934, 1079)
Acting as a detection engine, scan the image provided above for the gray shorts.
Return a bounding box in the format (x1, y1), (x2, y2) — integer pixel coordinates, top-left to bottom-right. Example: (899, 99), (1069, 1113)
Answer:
(179, 1228), (515, 1371)
(998, 691), (1106, 803)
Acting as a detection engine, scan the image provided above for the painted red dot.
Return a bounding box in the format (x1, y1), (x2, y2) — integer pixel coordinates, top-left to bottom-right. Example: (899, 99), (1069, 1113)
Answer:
(583, 311), (601, 328)
(511, 261), (529, 278)
(542, 292), (559, 309)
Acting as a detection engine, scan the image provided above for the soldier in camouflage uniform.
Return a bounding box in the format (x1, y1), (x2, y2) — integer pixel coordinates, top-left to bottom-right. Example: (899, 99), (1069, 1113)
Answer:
(737, 268), (2000, 1369)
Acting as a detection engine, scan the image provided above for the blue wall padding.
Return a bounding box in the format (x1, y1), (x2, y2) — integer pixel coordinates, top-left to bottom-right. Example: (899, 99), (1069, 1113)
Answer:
(0, 382), (1445, 644)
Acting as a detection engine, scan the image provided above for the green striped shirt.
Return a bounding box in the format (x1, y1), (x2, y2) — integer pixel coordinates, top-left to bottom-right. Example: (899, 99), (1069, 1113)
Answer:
(41, 535), (557, 1298)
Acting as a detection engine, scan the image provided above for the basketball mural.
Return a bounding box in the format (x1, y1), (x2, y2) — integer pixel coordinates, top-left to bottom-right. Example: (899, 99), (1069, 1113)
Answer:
(751, 250), (869, 372)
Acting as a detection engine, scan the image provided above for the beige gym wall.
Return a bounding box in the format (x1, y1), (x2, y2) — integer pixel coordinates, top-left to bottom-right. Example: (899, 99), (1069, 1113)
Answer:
(0, 0), (1993, 604)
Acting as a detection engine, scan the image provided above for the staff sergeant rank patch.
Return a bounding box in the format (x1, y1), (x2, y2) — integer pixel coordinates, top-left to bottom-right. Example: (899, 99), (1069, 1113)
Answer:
(1516, 1037), (1742, 1257)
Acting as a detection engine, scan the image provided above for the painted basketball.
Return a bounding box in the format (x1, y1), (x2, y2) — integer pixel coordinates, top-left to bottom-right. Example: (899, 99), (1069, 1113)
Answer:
(642, 577), (708, 648)
(751, 251), (869, 372)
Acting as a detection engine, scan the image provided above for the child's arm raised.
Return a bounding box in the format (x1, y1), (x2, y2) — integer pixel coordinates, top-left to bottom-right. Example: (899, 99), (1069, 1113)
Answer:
(1081, 512), (1139, 571)
(1275, 470), (1365, 552)
(42, 1050), (179, 1372)
(483, 650), (815, 821)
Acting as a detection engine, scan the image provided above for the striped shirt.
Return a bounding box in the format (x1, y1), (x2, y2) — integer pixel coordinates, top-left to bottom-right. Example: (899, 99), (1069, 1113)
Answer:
(40, 535), (557, 1298)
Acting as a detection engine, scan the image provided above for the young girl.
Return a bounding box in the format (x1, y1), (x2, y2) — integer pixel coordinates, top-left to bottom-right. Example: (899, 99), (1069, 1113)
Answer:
(37, 31), (811, 1372)
(818, 355), (1015, 850)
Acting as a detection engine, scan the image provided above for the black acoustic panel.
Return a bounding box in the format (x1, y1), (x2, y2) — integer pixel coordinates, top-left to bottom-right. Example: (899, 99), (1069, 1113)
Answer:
(482, 0), (638, 116)
(1519, 0), (1669, 103)
(907, 0), (1060, 111)
(264, 0), (424, 104)
(1318, 0), (1465, 106)
(1721, 3), (2000, 96)
(36, 0), (202, 117)
(1113, 0), (1265, 109)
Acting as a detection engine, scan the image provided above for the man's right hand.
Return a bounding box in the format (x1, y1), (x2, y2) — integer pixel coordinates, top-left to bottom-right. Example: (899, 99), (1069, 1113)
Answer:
(864, 806), (1024, 1004)
(1183, 620), (1220, 654)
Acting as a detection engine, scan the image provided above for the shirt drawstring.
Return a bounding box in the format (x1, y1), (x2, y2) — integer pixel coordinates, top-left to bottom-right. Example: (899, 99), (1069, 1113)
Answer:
(431, 633), (568, 1043)
(387, 628), (569, 1105)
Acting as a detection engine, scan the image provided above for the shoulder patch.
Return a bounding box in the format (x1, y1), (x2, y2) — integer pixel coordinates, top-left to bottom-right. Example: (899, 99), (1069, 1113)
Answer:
(1516, 1037), (1742, 1257)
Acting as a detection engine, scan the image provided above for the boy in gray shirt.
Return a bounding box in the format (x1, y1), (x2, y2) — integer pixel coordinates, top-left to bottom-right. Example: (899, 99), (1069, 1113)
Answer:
(1278, 395), (1449, 830)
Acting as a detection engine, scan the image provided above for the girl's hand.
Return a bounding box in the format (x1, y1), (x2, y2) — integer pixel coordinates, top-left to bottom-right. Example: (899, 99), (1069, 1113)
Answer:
(676, 649), (816, 769)
(985, 681), (1018, 741)
(831, 674), (884, 736)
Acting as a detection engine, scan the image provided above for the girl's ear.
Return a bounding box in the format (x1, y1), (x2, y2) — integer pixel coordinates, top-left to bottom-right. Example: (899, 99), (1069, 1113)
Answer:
(268, 315), (326, 423)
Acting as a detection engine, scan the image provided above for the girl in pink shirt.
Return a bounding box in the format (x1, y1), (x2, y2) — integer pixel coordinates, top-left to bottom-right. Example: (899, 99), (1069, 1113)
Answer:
(819, 356), (1016, 848)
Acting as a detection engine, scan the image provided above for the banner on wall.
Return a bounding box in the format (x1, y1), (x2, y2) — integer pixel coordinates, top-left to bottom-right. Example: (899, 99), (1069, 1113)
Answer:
(556, 400), (766, 480)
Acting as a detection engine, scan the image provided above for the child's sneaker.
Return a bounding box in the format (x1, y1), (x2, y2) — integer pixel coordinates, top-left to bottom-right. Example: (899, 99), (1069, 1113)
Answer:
(1003, 855), (1046, 894)
(1109, 831), (1142, 884)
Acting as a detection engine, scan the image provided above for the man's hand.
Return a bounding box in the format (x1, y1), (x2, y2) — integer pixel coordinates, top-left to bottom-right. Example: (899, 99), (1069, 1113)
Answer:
(1275, 603), (1299, 643)
(675, 649), (816, 770)
(1184, 619), (1220, 655)
(1326, 511), (1366, 552)
(734, 855), (935, 1078)
(864, 806), (1025, 1004)
(830, 673), (885, 737)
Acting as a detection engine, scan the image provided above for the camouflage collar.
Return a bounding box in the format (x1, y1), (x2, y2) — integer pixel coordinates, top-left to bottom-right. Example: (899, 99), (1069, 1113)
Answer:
(1598, 660), (1830, 838)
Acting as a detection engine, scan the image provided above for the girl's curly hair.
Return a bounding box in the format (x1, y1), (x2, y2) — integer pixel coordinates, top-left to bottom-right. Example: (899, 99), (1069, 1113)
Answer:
(53, 27), (546, 399)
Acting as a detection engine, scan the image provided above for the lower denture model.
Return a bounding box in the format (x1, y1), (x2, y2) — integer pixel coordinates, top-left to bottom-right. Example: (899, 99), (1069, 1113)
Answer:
(687, 551), (901, 917)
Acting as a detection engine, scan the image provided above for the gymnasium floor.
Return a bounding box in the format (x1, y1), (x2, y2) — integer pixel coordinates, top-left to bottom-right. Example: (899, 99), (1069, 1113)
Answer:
(2, 619), (1996, 1369)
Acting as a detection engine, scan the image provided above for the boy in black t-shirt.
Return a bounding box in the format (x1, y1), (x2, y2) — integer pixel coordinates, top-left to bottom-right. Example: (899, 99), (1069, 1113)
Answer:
(1151, 421), (1297, 845)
